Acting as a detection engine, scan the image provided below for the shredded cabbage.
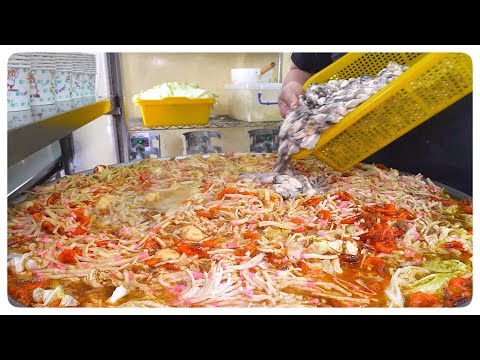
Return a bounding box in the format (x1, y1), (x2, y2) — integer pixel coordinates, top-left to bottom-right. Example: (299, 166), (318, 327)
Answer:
(423, 259), (467, 273)
(133, 82), (217, 102)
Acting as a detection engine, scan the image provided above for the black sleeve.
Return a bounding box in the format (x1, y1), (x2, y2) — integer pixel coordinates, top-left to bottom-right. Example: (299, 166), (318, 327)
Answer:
(291, 53), (336, 73)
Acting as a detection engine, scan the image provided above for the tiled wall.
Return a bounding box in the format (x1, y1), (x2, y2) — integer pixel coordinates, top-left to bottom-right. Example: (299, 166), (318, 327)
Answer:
(121, 52), (284, 156)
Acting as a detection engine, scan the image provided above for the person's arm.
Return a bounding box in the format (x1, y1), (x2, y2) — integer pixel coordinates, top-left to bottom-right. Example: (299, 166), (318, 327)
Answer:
(278, 63), (313, 118)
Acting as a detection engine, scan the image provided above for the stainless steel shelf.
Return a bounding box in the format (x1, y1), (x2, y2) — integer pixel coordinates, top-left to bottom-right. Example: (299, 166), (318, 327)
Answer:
(127, 115), (283, 131)
(8, 97), (114, 167)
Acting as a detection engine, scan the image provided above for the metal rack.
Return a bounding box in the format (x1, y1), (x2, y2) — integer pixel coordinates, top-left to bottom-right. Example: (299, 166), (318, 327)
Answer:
(127, 115), (283, 131)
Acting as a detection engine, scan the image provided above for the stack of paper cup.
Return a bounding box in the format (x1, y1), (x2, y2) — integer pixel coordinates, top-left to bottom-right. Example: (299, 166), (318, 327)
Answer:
(56, 100), (73, 113)
(30, 103), (58, 120)
(71, 53), (85, 99)
(7, 54), (31, 111)
(81, 53), (97, 98)
(24, 53), (56, 105)
(8, 109), (33, 128)
(54, 53), (73, 101)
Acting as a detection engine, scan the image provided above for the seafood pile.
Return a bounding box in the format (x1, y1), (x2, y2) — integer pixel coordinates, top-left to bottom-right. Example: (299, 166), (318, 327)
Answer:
(239, 172), (319, 199)
(273, 62), (409, 174)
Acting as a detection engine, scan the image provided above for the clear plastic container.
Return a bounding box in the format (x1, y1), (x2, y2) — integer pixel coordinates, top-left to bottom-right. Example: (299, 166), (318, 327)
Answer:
(225, 82), (282, 122)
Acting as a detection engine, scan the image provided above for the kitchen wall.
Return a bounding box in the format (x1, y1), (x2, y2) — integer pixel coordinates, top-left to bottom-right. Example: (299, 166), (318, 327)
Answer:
(121, 52), (279, 117)
(121, 52), (282, 157)
(282, 52), (292, 83)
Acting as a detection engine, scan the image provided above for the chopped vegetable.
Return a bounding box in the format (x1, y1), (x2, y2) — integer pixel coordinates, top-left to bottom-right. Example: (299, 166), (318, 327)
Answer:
(133, 82), (217, 101)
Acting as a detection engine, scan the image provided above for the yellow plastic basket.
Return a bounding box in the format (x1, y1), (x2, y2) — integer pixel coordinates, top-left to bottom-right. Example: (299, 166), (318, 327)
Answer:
(291, 52), (473, 171)
(134, 97), (215, 127)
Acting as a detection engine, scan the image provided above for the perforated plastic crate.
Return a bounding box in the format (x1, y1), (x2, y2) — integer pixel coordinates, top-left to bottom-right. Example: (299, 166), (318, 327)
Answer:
(291, 52), (473, 171)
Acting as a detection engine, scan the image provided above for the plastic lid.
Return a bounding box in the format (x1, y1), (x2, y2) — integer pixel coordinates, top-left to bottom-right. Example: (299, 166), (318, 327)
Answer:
(224, 82), (282, 90)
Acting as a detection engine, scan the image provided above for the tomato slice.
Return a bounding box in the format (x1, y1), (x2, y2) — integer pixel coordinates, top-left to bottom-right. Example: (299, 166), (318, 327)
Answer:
(375, 241), (396, 253)
(317, 210), (331, 221)
(369, 204), (397, 215)
(197, 211), (215, 219)
(139, 171), (150, 182)
(409, 292), (439, 307)
(26, 202), (44, 214)
(144, 239), (160, 252)
(177, 244), (208, 258)
(144, 258), (160, 267)
(41, 221), (55, 234)
(459, 200), (472, 214)
(382, 227), (395, 243)
(72, 207), (84, 218)
(235, 241), (257, 256)
(72, 227), (87, 236)
(160, 263), (178, 271)
(363, 257), (387, 276)
(397, 210), (416, 220)
(303, 197), (323, 207)
(46, 193), (61, 205)
(58, 249), (77, 264)
(341, 215), (362, 224)
(440, 241), (469, 254)
(449, 277), (472, 291)
(298, 261), (308, 274)
(95, 240), (109, 247)
(334, 191), (354, 202)
(32, 212), (44, 222)
(201, 238), (221, 248)
(209, 206), (227, 214)
(239, 191), (257, 196)
(217, 188), (240, 199)
(244, 232), (260, 239)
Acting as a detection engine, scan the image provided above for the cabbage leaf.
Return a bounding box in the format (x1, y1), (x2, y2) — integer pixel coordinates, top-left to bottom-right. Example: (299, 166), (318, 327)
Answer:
(385, 260), (470, 307)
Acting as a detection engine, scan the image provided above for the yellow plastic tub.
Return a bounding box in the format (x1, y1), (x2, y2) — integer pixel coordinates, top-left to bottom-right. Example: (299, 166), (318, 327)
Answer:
(134, 97), (216, 127)
(291, 52), (473, 171)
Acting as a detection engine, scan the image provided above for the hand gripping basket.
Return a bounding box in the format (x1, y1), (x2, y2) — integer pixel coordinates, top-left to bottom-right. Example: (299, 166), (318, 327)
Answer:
(291, 52), (473, 171)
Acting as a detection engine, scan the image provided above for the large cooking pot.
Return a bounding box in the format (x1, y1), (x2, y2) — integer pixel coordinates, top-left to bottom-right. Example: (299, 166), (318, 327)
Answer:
(7, 154), (472, 307)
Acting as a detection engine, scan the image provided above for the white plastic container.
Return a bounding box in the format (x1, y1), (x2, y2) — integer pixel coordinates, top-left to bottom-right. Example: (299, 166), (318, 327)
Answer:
(231, 68), (259, 83)
(225, 82), (282, 122)
(231, 68), (272, 83)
